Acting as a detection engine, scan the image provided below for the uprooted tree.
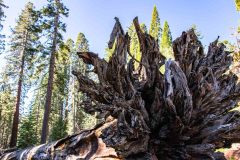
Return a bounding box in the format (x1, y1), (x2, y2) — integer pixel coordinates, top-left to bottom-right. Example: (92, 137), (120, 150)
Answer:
(1, 17), (240, 160)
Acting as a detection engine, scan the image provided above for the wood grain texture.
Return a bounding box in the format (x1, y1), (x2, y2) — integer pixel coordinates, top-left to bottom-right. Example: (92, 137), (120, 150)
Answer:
(1, 17), (240, 160)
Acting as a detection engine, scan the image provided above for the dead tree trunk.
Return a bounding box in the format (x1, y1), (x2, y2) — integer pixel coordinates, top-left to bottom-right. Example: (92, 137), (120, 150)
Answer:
(1, 17), (240, 160)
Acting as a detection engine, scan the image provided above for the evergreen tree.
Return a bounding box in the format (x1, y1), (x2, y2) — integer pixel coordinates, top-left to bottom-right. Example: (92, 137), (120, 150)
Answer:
(0, 0), (7, 52)
(7, 2), (41, 147)
(76, 33), (89, 52)
(160, 21), (174, 59)
(191, 24), (203, 39)
(140, 23), (147, 33)
(149, 5), (161, 42)
(28, 75), (48, 145)
(50, 116), (68, 141)
(49, 40), (72, 141)
(73, 33), (96, 131)
(72, 33), (88, 132)
(17, 108), (38, 148)
(106, 22), (147, 64)
(221, 41), (240, 79)
(105, 42), (115, 62)
(31, 38), (73, 143)
(40, 0), (69, 144)
(127, 23), (147, 67)
(231, 0), (240, 79)
(0, 68), (14, 148)
(128, 23), (139, 61)
(236, 0), (240, 11)
(160, 21), (172, 49)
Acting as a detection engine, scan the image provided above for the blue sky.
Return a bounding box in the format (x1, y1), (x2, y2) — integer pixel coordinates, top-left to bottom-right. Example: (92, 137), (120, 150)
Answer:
(0, 0), (239, 70)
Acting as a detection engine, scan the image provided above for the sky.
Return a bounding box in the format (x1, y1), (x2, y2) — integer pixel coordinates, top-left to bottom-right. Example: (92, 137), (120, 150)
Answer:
(0, 0), (239, 70)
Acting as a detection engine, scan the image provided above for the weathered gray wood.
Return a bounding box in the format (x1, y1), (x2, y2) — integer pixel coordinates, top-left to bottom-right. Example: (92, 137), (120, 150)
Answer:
(1, 17), (240, 160)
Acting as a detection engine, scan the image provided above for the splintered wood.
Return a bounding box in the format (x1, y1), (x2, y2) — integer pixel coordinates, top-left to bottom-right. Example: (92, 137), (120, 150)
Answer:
(1, 17), (240, 160)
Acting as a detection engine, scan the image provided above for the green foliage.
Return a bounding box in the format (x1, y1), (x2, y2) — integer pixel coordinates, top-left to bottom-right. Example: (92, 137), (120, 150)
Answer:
(5, 2), (42, 147)
(17, 109), (38, 148)
(50, 116), (68, 141)
(235, 0), (240, 11)
(191, 24), (203, 39)
(29, 32), (96, 142)
(75, 32), (89, 74)
(105, 41), (116, 62)
(41, 0), (69, 47)
(149, 5), (161, 41)
(31, 40), (71, 142)
(127, 23), (147, 67)
(160, 21), (174, 59)
(0, 70), (14, 148)
(0, 0), (7, 52)
(221, 40), (240, 78)
(48, 39), (72, 140)
(8, 2), (40, 71)
(77, 110), (96, 129)
(10, 2), (40, 52)
(76, 33), (89, 52)
(39, 0), (69, 143)
(72, 32), (96, 131)
(222, 40), (236, 52)
(161, 21), (172, 49)
(6, 2), (41, 91)
(27, 76), (47, 144)
(128, 23), (140, 61)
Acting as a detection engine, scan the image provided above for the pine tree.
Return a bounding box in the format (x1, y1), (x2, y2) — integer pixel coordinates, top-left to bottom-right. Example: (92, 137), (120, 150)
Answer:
(106, 22), (147, 64)
(149, 5), (161, 42)
(160, 21), (172, 49)
(236, 0), (240, 11)
(7, 2), (41, 147)
(31, 39), (72, 143)
(0, 68), (14, 148)
(127, 23), (147, 67)
(68, 37), (96, 133)
(0, 0), (7, 52)
(50, 116), (68, 141)
(160, 21), (174, 59)
(72, 33), (88, 132)
(40, 0), (69, 144)
(49, 40), (72, 141)
(140, 23), (147, 33)
(73, 32), (96, 131)
(105, 43), (116, 62)
(28, 76), (48, 144)
(128, 23), (139, 61)
(76, 33), (89, 52)
(191, 24), (203, 39)
(17, 108), (38, 148)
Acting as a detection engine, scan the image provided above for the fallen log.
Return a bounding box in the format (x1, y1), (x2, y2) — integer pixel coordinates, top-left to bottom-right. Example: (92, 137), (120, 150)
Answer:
(1, 17), (240, 160)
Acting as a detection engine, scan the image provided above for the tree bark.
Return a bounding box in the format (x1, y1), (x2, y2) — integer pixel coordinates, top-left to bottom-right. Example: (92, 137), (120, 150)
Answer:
(40, 0), (60, 144)
(2, 17), (240, 160)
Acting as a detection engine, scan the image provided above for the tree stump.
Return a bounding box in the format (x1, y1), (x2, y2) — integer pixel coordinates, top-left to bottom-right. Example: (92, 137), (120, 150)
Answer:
(1, 17), (240, 160)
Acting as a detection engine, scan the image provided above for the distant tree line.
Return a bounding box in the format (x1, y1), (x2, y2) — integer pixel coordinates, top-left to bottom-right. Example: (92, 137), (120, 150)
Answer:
(0, 0), (96, 148)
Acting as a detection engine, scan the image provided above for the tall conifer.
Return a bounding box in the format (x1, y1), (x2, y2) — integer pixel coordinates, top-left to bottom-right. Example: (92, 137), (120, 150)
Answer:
(0, 0), (7, 52)
(160, 21), (174, 59)
(149, 5), (161, 41)
(8, 2), (40, 147)
(40, 0), (69, 144)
